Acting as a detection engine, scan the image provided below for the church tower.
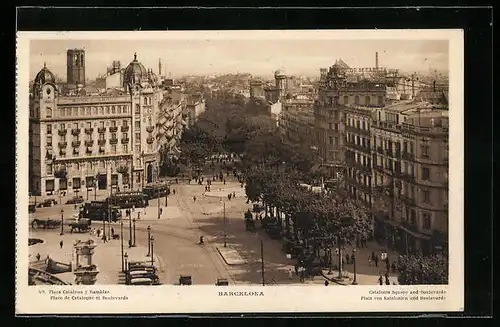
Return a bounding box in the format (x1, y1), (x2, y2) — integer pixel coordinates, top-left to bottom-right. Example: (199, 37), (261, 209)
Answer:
(67, 49), (86, 86)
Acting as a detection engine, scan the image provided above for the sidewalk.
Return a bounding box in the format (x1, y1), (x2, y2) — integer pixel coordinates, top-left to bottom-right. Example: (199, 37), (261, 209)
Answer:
(216, 245), (247, 265)
(29, 229), (162, 285)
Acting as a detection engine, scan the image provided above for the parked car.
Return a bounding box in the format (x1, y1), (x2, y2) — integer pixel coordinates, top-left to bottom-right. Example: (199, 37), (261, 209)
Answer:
(37, 199), (57, 208)
(66, 196), (84, 205)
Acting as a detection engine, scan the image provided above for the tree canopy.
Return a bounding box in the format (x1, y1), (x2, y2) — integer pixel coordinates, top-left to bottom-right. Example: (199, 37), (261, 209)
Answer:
(396, 254), (449, 285)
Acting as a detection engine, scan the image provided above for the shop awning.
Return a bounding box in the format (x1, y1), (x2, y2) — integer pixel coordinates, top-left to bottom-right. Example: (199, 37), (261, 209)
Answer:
(399, 225), (432, 240)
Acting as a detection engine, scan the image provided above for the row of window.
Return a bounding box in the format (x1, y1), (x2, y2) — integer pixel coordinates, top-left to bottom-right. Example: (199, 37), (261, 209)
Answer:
(45, 174), (129, 192)
(46, 120), (130, 134)
(346, 118), (369, 131)
(325, 95), (385, 106)
(45, 105), (130, 118)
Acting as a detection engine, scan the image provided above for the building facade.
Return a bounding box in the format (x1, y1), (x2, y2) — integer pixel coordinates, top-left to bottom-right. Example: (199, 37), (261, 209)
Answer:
(372, 105), (449, 255)
(280, 96), (315, 146)
(29, 53), (167, 197)
(185, 92), (206, 128)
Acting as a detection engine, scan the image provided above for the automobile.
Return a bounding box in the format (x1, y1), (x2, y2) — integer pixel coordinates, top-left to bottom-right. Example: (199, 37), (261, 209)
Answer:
(36, 199), (57, 208)
(66, 196), (84, 205)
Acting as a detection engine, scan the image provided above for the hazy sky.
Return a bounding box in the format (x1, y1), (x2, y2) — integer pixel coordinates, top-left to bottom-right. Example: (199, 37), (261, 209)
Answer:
(30, 39), (448, 80)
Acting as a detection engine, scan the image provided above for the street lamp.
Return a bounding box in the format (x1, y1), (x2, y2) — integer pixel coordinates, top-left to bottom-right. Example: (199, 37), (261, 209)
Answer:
(60, 209), (64, 235)
(352, 248), (358, 285)
(128, 208), (132, 247)
(150, 236), (155, 266)
(157, 188), (160, 219)
(94, 174), (98, 201)
(102, 212), (106, 241)
(124, 252), (128, 273)
(220, 198), (227, 247)
(146, 225), (151, 256)
(120, 213), (124, 272)
(132, 218), (136, 247)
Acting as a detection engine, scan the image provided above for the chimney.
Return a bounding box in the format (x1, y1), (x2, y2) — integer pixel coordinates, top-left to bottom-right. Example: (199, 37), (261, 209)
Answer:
(375, 52), (379, 69)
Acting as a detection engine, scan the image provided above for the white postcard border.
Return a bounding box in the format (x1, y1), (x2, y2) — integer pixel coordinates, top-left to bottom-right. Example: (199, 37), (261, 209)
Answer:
(16, 29), (464, 314)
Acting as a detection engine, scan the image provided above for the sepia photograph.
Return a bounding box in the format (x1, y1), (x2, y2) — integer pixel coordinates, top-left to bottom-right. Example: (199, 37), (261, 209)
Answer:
(16, 30), (464, 314)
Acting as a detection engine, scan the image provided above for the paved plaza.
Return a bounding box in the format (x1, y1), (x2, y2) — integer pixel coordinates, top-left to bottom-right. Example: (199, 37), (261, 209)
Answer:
(29, 176), (401, 286)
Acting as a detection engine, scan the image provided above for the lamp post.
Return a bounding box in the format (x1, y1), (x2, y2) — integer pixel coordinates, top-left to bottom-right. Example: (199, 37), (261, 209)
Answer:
(352, 248), (358, 285)
(124, 252), (128, 274)
(157, 188), (160, 219)
(120, 213), (124, 272)
(165, 184), (168, 207)
(261, 239), (265, 286)
(220, 198), (227, 247)
(60, 209), (64, 235)
(128, 208), (132, 247)
(150, 236), (155, 266)
(132, 218), (136, 247)
(102, 212), (106, 241)
(146, 225), (151, 256)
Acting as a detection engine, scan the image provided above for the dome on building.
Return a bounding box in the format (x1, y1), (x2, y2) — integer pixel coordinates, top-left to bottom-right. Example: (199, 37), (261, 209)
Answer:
(123, 53), (148, 88)
(34, 63), (56, 88)
(274, 69), (286, 79)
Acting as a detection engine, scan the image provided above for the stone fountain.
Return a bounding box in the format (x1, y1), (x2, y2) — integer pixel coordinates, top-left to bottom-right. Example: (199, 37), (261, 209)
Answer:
(73, 239), (99, 285)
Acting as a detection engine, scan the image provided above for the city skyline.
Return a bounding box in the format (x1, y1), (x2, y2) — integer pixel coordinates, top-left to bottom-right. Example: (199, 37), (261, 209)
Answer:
(30, 39), (449, 81)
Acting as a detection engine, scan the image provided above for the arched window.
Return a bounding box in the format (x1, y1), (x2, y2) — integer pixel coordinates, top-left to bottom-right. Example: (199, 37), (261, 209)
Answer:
(46, 107), (52, 118)
(343, 96), (349, 104)
(135, 104), (140, 114)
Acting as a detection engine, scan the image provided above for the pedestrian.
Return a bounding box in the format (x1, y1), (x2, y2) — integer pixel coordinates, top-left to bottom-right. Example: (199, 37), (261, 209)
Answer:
(288, 268), (293, 280)
(233, 191), (236, 198)
(386, 258), (391, 272)
(59, 240), (63, 249)
(97, 229), (101, 238)
(36, 253), (41, 261)
(346, 253), (350, 264)
(378, 275), (383, 285)
(374, 255), (379, 267)
(391, 262), (396, 273)
(111, 227), (114, 236)
(132, 205), (135, 212)
(223, 179), (226, 185)
(160, 208), (163, 216)
(371, 251), (376, 261)
(193, 195), (197, 202)
(173, 189), (176, 195)
(137, 212), (141, 220)
(294, 264), (299, 276)
(368, 255), (372, 266)
(324, 280), (329, 286)
(175, 178), (178, 184)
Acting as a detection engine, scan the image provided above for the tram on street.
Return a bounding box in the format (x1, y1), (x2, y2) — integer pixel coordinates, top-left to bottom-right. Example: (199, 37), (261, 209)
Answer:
(108, 191), (148, 209)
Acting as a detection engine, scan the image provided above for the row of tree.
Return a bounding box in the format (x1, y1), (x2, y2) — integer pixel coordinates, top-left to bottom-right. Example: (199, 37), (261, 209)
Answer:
(171, 91), (449, 285)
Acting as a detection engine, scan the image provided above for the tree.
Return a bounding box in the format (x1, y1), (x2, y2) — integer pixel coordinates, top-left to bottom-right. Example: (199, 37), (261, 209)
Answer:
(396, 254), (449, 285)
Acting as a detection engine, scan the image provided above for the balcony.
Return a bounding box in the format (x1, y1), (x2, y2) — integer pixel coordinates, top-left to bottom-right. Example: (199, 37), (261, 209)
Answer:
(373, 165), (384, 174)
(98, 139), (106, 146)
(58, 141), (67, 148)
(400, 173), (416, 183)
(146, 137), (154, 144)
(346, 141), (371, 154)
(84, 140), (94, 147)
(110, 138), (118, 145)
(85, 128), (94, 134)
(71, 141), (81, 147)
(400, 220), (419, 233)
(98, 127), (106, 134)
(402, 151), (415, 161)
(58, 129), (67, 136)
(376, 147), (384, 155)
(385, 149), (394, 157)
(121, 126), (129, 132)
(121, 138), (130, 144)
(71, 128), (81, 136)
(146, 126), (154, 133)
(109, 126), (118, 133)
(86, 147), (93, 154)
(400, 194), (416, 206)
